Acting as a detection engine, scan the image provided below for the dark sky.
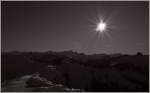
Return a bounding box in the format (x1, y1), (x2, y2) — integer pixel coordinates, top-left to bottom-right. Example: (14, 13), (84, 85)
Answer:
(2, 1), (149, 54)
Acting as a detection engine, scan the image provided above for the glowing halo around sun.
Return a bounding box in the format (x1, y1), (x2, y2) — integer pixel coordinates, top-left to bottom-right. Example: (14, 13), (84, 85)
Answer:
(93, 19), (113, 41)
(86, 14), (114, 40)
(96, 20), (107, 32)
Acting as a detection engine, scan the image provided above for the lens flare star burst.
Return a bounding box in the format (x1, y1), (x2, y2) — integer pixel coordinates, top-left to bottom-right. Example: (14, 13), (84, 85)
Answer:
(96, 20), (107, 32)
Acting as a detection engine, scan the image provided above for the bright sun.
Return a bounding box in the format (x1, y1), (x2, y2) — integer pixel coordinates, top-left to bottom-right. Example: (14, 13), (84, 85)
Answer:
(96, 20), (107, 32)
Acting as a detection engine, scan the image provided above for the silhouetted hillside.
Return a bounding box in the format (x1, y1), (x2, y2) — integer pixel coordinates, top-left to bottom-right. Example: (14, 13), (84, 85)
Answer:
(1, 51), (149, 92)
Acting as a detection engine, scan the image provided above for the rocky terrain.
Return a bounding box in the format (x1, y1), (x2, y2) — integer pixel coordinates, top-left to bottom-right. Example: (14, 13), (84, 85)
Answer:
(1, 51), (149, 92)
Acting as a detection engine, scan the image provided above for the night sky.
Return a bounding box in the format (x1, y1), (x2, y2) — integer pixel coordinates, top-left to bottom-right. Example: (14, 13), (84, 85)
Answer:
(2, 1), (149, 54)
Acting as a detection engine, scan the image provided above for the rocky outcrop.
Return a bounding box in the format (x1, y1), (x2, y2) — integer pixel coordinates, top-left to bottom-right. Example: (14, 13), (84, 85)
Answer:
(26, 74), (85, 92)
